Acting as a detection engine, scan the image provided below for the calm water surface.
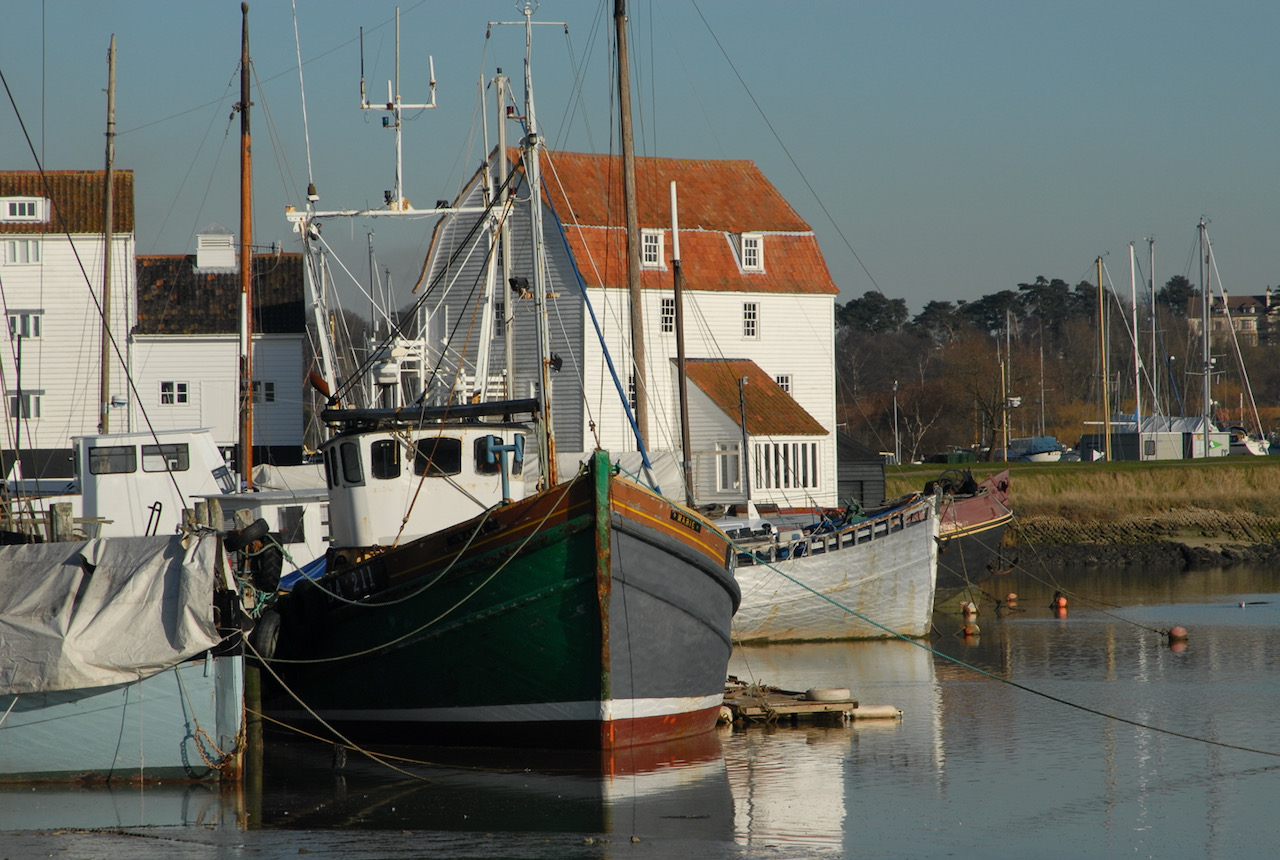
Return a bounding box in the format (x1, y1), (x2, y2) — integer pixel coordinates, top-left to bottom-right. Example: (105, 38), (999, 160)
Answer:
(4, 565), (1279, 859)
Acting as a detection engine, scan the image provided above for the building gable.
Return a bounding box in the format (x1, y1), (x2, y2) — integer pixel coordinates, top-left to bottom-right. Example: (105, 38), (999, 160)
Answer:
(0, 170), (135, 235)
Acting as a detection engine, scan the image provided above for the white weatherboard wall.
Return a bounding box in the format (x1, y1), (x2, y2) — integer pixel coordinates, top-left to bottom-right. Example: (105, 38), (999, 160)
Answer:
(128, 334), (303, 450)
(1, 232), (134, 450)
(579, 284), (837, 509)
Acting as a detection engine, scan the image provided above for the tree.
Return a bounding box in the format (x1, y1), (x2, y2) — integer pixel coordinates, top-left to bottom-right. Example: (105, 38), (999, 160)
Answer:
(908, 300), (964, 342)
(836, 291), (909, 334)
(1157, 275), (1197, 316)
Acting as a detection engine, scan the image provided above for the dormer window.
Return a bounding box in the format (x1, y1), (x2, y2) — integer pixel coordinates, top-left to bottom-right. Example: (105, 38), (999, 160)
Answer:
(740, 233), (763, 272)
(641, 229), (664, 268)
(1, 198), (46, 222)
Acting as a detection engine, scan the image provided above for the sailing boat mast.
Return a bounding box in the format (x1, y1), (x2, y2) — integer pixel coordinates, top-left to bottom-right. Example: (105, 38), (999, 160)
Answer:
(99, 35), (116, 435)
(1097, 256), (1112, 461)
(615, 0), (648, 448)
(1198, 218), (1211, 458)
(670, 182), (694, 507)
(238, 2), (254, 489)
(519, 4), (557, 486)
(1129, 242), (1142, 458)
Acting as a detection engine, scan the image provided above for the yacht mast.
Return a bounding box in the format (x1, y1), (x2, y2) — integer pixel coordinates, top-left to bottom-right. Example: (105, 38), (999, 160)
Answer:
(1097, 256), (1111, 461)
(238, 2), (254, 489)
(1129, 242), (1141, 458)
(1199, 218), (1211, 458)
(99, 34), (116, 434)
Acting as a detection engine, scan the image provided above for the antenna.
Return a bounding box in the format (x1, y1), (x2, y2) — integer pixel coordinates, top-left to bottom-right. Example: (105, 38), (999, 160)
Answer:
(360, 7), (437, 211)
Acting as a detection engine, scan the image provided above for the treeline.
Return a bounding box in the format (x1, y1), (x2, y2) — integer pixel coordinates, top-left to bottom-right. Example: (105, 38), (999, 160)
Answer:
(835, 276), (1280, 461)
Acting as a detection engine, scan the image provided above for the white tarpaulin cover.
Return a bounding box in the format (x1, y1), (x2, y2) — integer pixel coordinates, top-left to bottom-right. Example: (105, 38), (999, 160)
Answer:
(0, 533), (222, 695)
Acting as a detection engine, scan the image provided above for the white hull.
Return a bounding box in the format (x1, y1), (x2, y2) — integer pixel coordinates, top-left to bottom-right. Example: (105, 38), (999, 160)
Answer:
(731, 497), (938, 642)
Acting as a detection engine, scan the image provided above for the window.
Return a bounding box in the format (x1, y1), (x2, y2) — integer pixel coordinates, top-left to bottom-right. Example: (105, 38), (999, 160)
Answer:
(641, 229), (664, 267)
(7, 392), (41, 419)
(7, 311), (42, 339)
(142, 443), (190, 472)
(754, 442), (820, 491)
(90, 445), (137, 475)
(2, 198), (44, 221)
(740, 233), (763, 271)
(628, 372), (637, 412)
(5, 239), (40, 265)
(414, 437), (462, 476)
(743, 302), (759, 339)
(160, 381), (189, 405)
(339, 441), (364, 484)
(716, 442), (741, 492)
(277, 506), (306, 544)
(661, 296), (675, 333)
(495, 299), (506, 336)
(775, 374), (791, 394)
(252, 380), (275, 403)
(370, 439), (401, 479)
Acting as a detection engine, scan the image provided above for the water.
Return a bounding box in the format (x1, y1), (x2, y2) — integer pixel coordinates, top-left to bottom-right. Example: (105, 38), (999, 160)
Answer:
(4, 565), (1279, 859)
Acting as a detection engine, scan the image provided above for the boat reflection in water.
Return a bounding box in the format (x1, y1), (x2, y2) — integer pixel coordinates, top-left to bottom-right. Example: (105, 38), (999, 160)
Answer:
(255, 731), (733, 840)
(0, 782), (243, 831)
(723, 639), (943, 853)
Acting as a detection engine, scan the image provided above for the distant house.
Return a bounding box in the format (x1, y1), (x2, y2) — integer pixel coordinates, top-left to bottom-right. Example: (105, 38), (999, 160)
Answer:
(1, 171), (135, 481)
(2, 168), (306, 485)
(1186, 288), (1280, 347)
(418, 149), (841, 509)
(134, 227), (306, 467)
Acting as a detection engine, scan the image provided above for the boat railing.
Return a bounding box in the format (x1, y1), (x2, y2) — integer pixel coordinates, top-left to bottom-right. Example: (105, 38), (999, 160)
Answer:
(735, 499), (932, 566)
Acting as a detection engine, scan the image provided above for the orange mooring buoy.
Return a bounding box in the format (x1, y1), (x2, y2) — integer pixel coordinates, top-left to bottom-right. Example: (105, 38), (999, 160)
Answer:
(961, 621), (980, 637)
(1005, 592), (1018, 608)
(1051, 592), (1068, 610)
(1168, 625), (1188, 641)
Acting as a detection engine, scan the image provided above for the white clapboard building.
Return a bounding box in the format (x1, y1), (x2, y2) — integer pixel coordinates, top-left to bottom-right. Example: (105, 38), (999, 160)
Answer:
(417, 151), (840, 510)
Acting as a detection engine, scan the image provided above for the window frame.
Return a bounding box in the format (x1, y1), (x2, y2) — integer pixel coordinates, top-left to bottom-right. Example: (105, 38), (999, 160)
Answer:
(7, 391), (42, 420)
(7, 310), (42, 339)
(641, 229), (664, 268)
(2, 198), (45, 222)
(4, 238), (41, 265)
(716, 441), (741, 493)
(89, 444), (137, 475)
(740, 233), (763, 272)
(660, 296), (675, 333)
(141, 443), (191, 473)
(742, 302), (759, 339)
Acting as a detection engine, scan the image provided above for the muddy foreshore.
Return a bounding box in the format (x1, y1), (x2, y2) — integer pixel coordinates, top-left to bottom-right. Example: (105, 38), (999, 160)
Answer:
(1006, 507), (1280, 570)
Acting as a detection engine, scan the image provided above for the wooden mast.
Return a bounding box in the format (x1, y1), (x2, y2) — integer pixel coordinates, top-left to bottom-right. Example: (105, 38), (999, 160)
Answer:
(238, 2), (254, 488)
(99, 35), (116, 434)
(670, 182), (694, 507)
(615, 0), (647, 447)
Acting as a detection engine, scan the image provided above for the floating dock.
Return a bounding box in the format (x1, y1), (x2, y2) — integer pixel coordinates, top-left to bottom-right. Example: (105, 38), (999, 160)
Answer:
(721, 681), (902, 725)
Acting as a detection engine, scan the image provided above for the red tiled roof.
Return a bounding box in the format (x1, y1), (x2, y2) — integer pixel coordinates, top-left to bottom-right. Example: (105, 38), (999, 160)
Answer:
(0, 170), (135, 234)
(511, 150), (838, 296)
(135, 253), (305, 335)
(683, 358), (826, 437)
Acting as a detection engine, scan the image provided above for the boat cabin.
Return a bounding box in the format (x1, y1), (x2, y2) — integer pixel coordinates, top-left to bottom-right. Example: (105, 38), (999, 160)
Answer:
(322, 422), (531, 549)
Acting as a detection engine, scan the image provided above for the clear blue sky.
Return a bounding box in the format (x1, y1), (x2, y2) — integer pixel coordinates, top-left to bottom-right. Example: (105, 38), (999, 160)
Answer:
(4, 1), (1277, 316)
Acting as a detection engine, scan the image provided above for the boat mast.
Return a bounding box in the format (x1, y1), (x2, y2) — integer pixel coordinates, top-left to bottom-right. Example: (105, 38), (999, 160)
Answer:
(1198, 218), (1211, 458)
(1097, 256), (1112, 462)
(1129, 242), (1142, 458)
(99, 34), (116, 435)
(519, 3), (557, 486)
(1148, 238), (1158, 416)
(670, 182), (694, 506)
(615, 0), (648, 448)
(238, 2), (254, 489)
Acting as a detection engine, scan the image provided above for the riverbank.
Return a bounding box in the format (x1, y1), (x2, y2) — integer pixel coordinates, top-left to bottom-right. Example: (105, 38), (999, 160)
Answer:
(888, 458), (1280, 569)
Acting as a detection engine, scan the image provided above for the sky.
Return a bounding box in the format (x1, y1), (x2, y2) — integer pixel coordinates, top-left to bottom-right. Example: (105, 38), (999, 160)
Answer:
(3, 0), (1278, 318)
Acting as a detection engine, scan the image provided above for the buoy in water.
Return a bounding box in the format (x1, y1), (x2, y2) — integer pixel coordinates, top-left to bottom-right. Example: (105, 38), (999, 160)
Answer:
(1005, 592), (1018, 607)
(1051, 592), (1068, 610)
(960, 621), (980, 637)
(1167, 625), (1188, 641)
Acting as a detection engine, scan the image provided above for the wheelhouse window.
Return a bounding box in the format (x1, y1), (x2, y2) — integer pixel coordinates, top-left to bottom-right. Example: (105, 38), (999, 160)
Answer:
(370, 438), (401, 479)
(8, 392), (41, 420)
(160, 381), (189, 405)
(740, 233), (763, 272)
(90, 445), (137, 475)
(339, 440), (364, 484)
(4, 239), (41, 265)
(277, 506), (306, 544)
(7, 311), (42, 339)
(141, 443), (190, 472)
(742, 302), (759, 339)
(660, 296), (675, 333)
(641, 229), (664, 267)
(414, 437), (462, 476)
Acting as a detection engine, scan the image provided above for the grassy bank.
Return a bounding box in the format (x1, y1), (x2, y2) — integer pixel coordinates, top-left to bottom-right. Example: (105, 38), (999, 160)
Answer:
(888, 458), (1280, 552)
(887, 458), (1280, 521)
